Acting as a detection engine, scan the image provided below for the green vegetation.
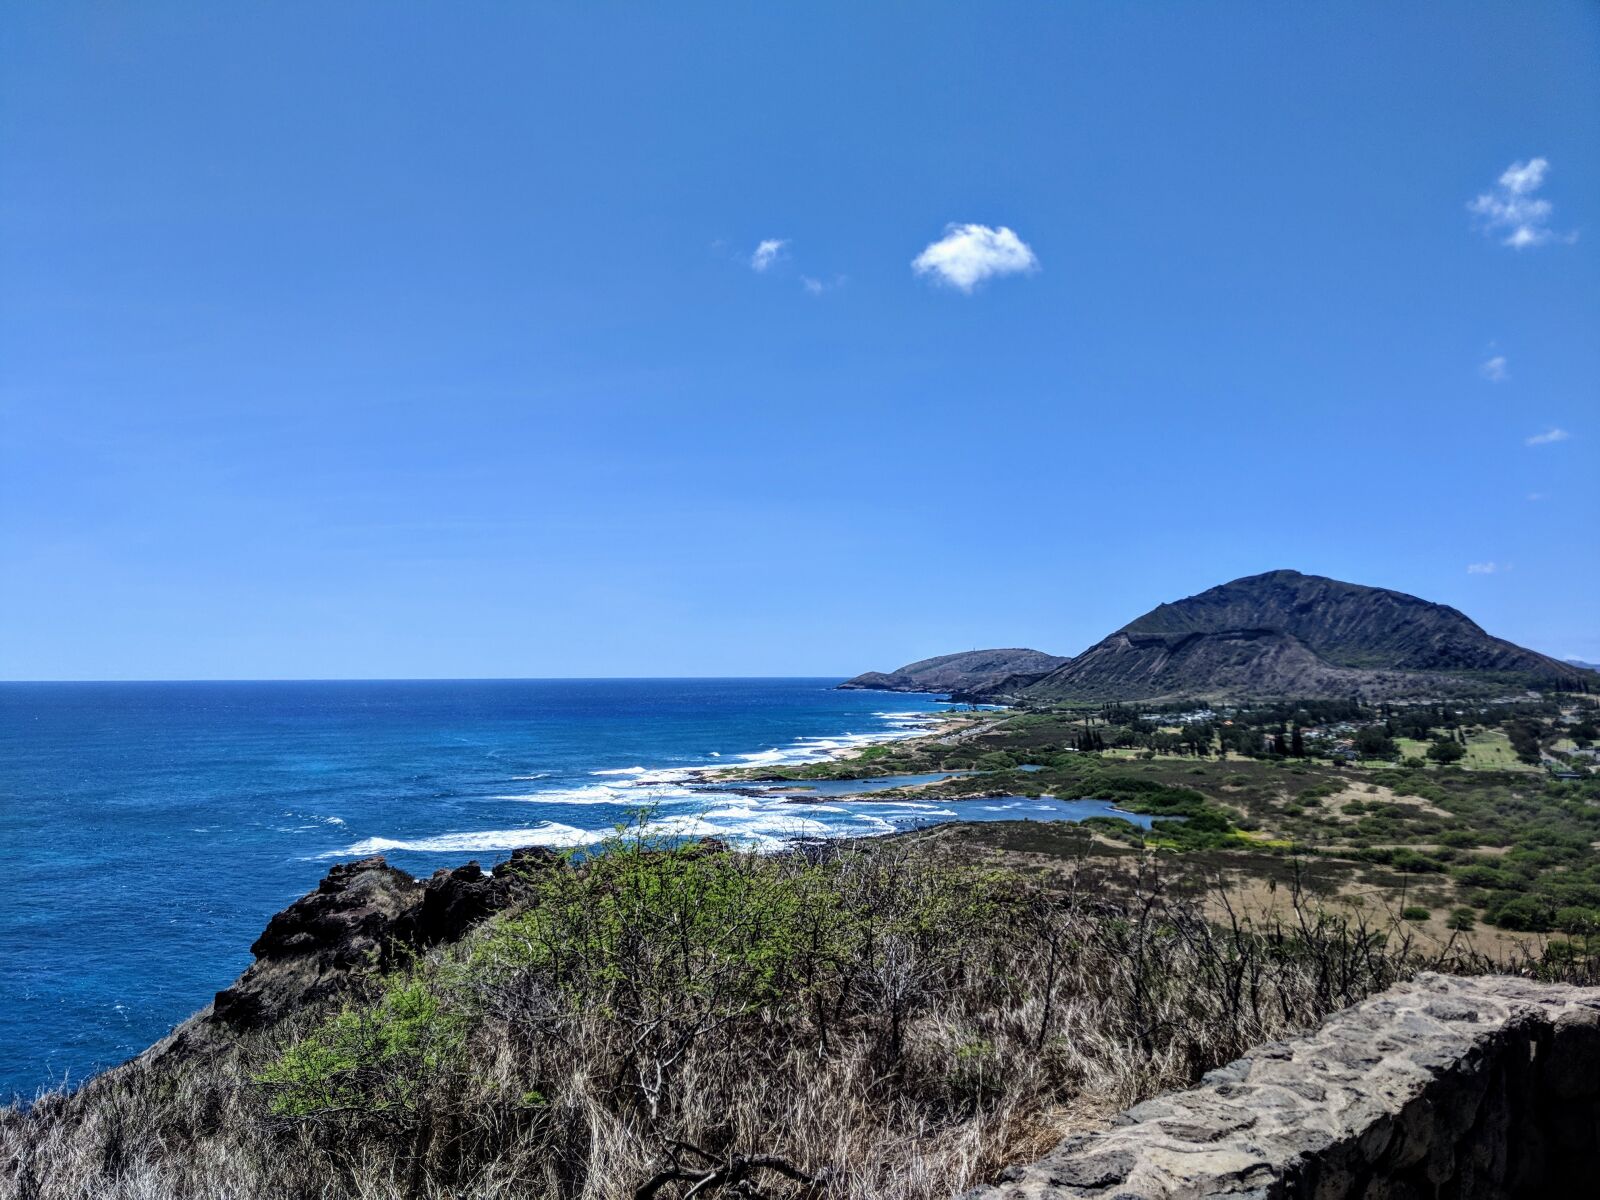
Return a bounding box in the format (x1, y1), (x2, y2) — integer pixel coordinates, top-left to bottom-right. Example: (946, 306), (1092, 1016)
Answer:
(7, 689), (1599, 1199)
(751, 692), (1599, 938)
(257, 975), (466, 1117)
(11, 828), (1527, 1200)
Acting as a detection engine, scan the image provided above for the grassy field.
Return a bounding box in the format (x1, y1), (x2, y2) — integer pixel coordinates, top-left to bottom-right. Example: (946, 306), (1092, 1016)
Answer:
(1462, 730), (1538, 771)
(738, 705), (1600, 940)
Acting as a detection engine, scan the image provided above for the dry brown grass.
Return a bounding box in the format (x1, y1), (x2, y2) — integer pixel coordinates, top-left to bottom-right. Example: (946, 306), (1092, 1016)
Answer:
(0, 837), (1555, 1200)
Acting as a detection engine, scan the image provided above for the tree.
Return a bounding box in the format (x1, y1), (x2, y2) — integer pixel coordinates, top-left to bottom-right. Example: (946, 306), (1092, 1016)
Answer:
(1503, 718), (1544, 764)
(1426, 738), (1465, 764)
(1353, 725), (1398, 761)
(1290, 725), (1305, 758)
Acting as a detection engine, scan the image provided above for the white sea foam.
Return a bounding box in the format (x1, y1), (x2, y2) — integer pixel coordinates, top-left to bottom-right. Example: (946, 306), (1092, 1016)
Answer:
(494, 784), (698, 806)
(699, 804), (758, 820)
(320, 704), (961, 863)
(630, 768), (700, 785)
(325, 822), (606, 857)
(493, 786), (628, 805)
(281, 811), (347, 829)
(828, 812), (899, 835)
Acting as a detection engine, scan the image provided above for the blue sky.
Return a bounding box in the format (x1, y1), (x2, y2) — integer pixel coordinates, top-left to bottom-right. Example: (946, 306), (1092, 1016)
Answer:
(2, 2), (1596, 679)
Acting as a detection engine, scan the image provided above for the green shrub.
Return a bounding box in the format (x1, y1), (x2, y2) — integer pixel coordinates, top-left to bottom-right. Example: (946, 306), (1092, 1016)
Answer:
(1486, 893), (1554, 932)
(1555, 906), (1600, 935)
(255, 975), (465, 1118)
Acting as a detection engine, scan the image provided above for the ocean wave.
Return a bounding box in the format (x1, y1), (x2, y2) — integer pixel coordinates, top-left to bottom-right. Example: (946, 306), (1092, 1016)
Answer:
(321, 802), (856, 861)
(325, 704), (960, 863)
(280, 811), (347, 827)
(495, 784), (699, 806)
(323, 823), (607, 857)
(549, 704), (950, 791)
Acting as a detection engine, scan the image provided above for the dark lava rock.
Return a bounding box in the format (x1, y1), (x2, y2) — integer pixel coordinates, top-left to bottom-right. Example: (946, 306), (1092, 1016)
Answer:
(398, 847), (559, 947)
(207, 848), (568, 1035)
(212, 856), (424, 1031)
(249, 856), (422, 964)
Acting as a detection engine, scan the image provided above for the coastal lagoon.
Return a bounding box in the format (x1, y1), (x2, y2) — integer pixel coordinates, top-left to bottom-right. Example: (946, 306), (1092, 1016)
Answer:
(1, 679), (1145, 1098)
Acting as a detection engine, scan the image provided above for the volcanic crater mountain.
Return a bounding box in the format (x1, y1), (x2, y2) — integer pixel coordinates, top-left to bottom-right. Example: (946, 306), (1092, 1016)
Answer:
(841, 570), (1588, 703)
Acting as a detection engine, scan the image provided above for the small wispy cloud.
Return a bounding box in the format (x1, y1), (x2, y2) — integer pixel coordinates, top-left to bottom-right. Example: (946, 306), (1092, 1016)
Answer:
(1527, 492), (1549, 502)
(1469, 158), (1571, 248)
(1466, 562), (1501, 575)
(1526, 427), (1570, 446)
(800, 274), (846, 297)
(912, 223), (1038, 293)
(749, 239), (788, 272)
(1480, 355), (1509, 383)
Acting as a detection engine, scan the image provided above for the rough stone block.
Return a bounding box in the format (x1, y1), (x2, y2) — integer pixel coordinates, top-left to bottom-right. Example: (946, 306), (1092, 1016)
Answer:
(965, 975), (1600, 1199)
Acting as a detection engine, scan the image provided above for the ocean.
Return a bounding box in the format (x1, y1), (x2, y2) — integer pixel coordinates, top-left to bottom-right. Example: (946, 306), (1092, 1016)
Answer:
(0, 678), (1146, 1100)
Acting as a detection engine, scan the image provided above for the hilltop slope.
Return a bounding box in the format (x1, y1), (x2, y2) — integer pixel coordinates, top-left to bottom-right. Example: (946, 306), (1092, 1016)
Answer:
(838, 648), (1069, 694)
(1003, 570), (1587, 702)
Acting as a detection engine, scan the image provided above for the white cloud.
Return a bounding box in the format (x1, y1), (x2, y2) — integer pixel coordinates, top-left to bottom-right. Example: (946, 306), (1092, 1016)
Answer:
(1479, 355), (1508, 382)
(1527, 492), (1549, 502)
(1469, 158), (1571, 248)
(800, 274), (846, 297)
(1466, 562), (1501, 575)
(1525, 427), (1570, 446)
(912, 223), (1038, 292)
(1500, 159), (1546, 194)
(749, 239), (788, 272)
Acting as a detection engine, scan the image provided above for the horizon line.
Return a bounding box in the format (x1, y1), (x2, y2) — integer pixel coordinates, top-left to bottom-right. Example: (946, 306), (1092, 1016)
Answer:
(0, 674), (868, 685)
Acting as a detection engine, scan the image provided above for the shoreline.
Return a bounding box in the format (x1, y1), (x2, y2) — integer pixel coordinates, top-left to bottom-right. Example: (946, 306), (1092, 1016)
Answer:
(691, 704), (1000, 784)
(323, 699), (993, 863)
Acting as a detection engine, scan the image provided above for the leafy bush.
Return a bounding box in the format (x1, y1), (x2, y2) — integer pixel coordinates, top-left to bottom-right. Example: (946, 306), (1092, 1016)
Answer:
(256, 975), (464, 1118)
(227, 832), (1430, 1199)
(1486, 892), (1555, 932)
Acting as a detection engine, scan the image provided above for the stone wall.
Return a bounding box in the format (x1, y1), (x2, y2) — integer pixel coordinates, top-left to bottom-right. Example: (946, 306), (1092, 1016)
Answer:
(967, 973), (1600, 1199)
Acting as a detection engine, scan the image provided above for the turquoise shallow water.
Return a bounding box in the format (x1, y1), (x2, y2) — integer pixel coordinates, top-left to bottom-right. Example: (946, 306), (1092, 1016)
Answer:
(0, 679), (1152, 1099)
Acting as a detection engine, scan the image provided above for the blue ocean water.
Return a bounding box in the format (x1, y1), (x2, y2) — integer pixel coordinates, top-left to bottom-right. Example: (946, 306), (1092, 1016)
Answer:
(0, 679), (1143, 1101)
